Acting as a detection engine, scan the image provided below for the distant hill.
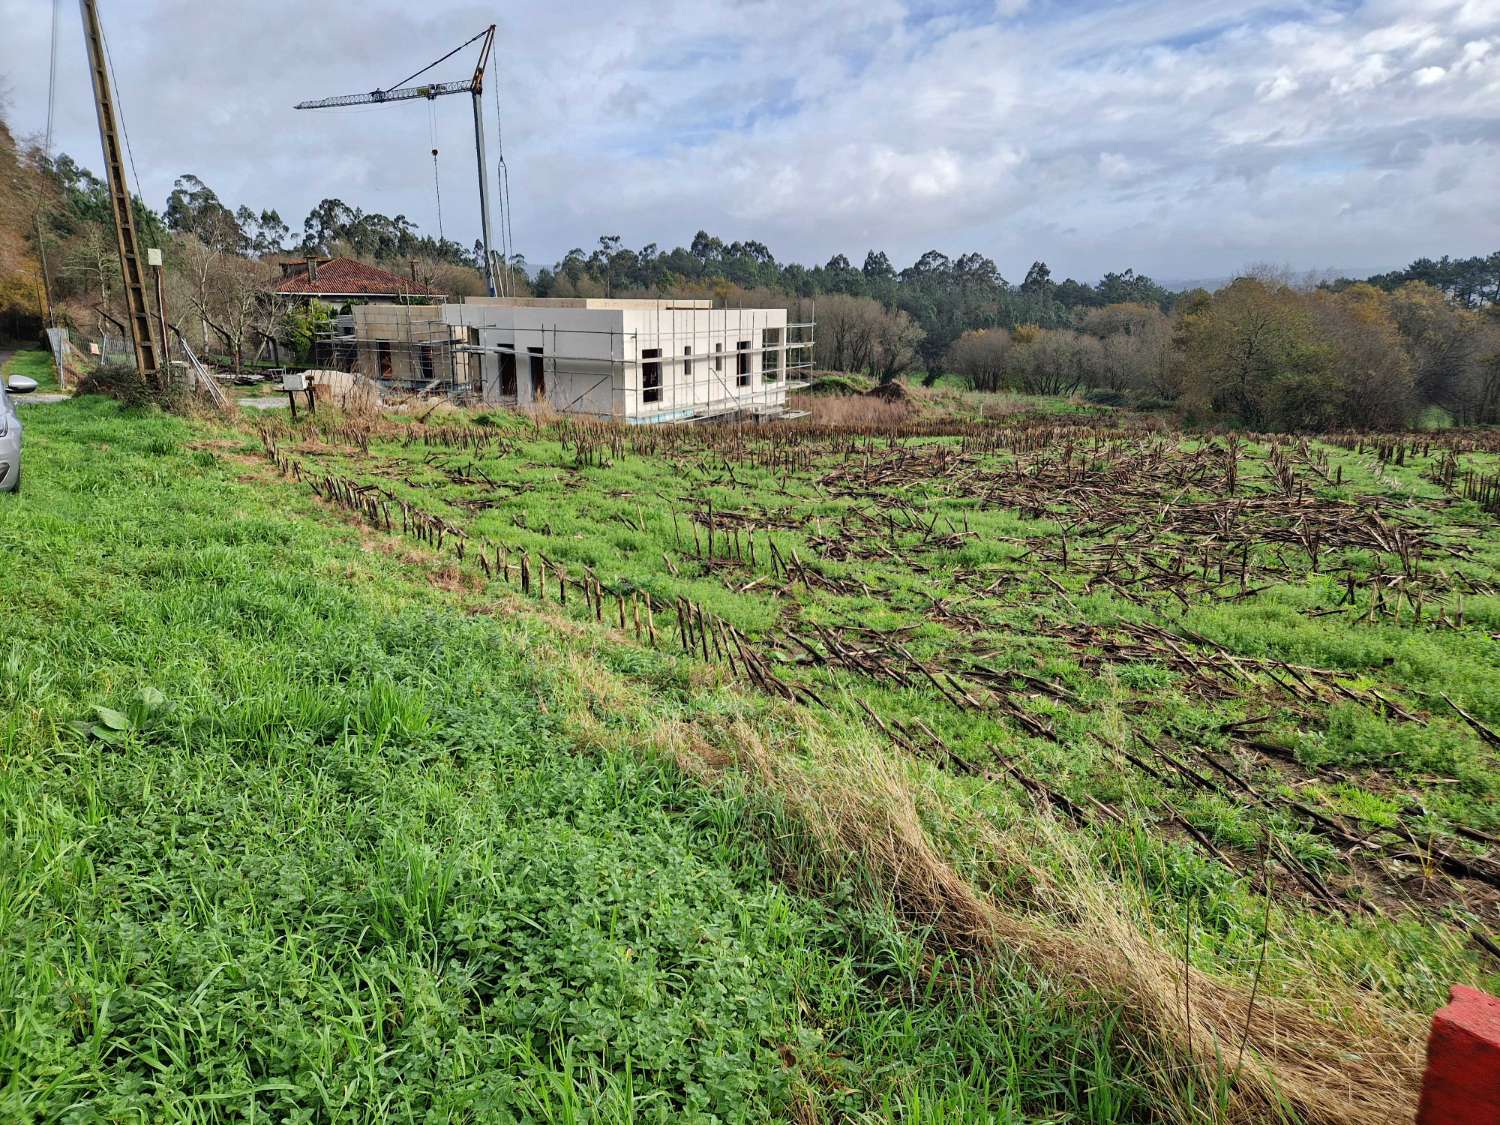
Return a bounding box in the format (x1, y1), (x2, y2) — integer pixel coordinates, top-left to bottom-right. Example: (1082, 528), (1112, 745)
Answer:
(1160, 267), (1377, 293)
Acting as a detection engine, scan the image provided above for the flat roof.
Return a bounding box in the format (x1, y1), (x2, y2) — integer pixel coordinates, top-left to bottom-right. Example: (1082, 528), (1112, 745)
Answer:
(456, 297), (715, 311)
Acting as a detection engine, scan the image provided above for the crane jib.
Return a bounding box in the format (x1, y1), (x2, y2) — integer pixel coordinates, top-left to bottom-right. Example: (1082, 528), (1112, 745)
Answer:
(293, 24), (502, 298)
(294, 80), (475, 110)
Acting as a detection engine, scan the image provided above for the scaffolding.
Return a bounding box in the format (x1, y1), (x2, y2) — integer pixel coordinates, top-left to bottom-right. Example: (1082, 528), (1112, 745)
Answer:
(324, 298), (816, 423)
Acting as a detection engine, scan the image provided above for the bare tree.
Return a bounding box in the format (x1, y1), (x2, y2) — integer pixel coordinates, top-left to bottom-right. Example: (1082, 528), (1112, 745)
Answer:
(814, 294), (924, 380)
(172, 234), (277, 371)
(176, 232), (223, 351)
(946, 329), (1012, 391)
(1080, 302), (1171, 393)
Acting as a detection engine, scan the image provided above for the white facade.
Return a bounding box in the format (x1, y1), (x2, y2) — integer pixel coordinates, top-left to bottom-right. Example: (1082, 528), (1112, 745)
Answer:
(439, 298), (809, 422)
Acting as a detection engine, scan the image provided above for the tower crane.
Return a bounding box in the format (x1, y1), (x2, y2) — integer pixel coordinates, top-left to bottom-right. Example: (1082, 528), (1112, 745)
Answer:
(295, 25), (504, 297)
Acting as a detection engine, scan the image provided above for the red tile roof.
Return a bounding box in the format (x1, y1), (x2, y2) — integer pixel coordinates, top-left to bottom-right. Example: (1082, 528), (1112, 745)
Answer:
(271, 257), (441, 298)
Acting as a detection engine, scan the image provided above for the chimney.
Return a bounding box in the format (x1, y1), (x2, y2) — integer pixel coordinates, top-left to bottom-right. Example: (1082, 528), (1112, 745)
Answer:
(306, 257), (319, 284)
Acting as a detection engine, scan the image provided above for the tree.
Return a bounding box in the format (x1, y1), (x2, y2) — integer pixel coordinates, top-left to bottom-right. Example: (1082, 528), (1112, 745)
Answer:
(300, 198), (359, 254)
(870, 306), (924, 384)
(165, 174), (243, 252)
(1169, 279), (1422, 430)
(1310, 285), (1415, 430)
(1171, 279), (1320, 426)
(815, 294), (875, 373)
(175, 232), (226, 351)
(947, 329), (1012, 392)
(862, 250), (894, 280)
(1080, 302), (1171, 393)
(1005, 328), (1098, 396)
(812, 294), (924, 380)
(1385, 282), (1481, 412)
(281, 300), (333, 364)
(1021, 260), (1054, 297)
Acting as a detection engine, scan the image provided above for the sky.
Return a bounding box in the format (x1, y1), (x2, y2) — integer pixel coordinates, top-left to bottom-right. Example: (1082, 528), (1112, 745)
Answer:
(1, 0), (1497, 284)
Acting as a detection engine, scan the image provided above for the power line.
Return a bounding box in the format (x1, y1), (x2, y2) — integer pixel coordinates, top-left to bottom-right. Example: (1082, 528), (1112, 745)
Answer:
(97, 9), (147, 207)
(44, 0), (59, 157)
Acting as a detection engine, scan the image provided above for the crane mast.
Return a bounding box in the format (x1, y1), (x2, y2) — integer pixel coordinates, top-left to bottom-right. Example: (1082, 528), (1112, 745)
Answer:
(295, 25), (501, 298)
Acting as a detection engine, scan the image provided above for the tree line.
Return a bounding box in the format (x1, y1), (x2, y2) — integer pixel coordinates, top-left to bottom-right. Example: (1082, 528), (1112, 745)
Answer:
(1, 122), (496, 366)
(2, 113), (1495, 428)
(947, 278), (1500, 428)
(535, 234), (1175, 372)
(1328, 254), (1500, 310)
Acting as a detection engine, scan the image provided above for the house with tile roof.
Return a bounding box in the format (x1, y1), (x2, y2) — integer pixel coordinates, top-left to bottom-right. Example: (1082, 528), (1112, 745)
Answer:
(269, 257), (443, 303)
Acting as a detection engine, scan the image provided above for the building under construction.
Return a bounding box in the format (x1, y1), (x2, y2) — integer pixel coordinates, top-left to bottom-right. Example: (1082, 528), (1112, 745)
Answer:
(331, 297), (814, 423)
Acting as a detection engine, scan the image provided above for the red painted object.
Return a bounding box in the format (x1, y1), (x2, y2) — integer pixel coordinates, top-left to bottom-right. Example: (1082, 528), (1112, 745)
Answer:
(1419, 985), (1500, 1124)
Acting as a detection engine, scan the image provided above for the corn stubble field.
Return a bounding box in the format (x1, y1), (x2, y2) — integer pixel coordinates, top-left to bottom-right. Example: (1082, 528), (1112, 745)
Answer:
(4, 394), (1500, 1122)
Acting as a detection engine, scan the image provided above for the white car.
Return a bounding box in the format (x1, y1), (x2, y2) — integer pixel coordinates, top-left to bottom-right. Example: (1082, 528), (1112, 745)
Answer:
(0, 374), (38, 493)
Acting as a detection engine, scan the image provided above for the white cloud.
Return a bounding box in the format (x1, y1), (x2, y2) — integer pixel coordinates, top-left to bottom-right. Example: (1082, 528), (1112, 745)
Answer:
(1257, 71), (1300, 100)
(0, 0), (1496, 281)
(1098, 152), (1132, 180)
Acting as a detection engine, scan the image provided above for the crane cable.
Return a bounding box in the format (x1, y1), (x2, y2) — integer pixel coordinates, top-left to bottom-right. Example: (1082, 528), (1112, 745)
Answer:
(428, 100), (444, 242)
(492, 49), (516, 297)
(384, 26), (491, 96)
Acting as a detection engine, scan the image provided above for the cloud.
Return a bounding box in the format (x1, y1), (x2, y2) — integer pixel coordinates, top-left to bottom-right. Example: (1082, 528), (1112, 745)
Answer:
(0, 0), (1496, 281)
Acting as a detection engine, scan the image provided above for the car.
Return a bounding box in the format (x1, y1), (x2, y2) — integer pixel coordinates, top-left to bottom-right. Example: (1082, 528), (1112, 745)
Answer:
(1, 373), (38, 493)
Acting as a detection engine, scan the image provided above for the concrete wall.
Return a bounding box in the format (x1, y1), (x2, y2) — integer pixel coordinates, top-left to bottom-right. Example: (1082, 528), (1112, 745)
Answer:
(443, 304), (627, 411)
(435, 299), (792, 421)
(619, 306), (789, 421)
(350, 305), (452, 387)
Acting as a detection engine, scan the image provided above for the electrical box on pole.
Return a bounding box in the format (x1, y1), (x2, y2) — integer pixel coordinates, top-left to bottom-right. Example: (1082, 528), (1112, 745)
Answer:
(79, 0), (159, 386)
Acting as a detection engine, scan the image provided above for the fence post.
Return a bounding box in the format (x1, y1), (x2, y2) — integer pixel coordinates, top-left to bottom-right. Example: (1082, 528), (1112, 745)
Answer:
(1418, 985), (1500, 1125)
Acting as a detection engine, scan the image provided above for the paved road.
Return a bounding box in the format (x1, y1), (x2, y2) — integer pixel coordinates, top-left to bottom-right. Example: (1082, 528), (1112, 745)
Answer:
(3, 348), (66, 403)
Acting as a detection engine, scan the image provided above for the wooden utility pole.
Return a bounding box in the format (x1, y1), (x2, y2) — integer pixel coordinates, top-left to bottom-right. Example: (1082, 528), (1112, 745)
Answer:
(79, 0), (158, 386)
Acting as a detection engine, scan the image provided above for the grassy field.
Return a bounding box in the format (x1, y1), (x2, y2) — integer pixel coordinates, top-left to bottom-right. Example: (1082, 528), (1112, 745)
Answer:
(1, 398), (1200, 1123)
(2, 347), (59, 391)
(3, 395), (1499, 1122)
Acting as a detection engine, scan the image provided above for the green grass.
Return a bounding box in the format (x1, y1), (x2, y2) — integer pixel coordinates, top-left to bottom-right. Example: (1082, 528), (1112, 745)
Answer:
(1, 398), (1184, 1122)
(263, 407), (1500, 1017)
(2, 347), (58, 391)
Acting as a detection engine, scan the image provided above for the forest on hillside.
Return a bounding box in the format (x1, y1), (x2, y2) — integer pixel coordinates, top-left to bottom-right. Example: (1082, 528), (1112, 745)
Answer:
(3, 115), (1497, 429)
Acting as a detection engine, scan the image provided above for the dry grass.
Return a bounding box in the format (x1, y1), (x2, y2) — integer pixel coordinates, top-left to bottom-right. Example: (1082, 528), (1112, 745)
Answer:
(788, 392), (914, 427)
(726, 727), (1425, 1125)
(541, 623), (1425, 1125)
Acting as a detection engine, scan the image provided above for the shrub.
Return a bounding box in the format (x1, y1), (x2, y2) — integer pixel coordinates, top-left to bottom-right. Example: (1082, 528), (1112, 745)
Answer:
(805, 373), (870, 396)
(1083, 388), (1128, 407)
(75, 363), (190, 411)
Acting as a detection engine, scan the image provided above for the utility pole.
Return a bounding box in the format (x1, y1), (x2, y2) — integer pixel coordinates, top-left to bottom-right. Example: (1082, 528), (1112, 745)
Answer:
(32, 216), (54, 327)
(148, 246), (169, 372)
(79, 0), (158, 387)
